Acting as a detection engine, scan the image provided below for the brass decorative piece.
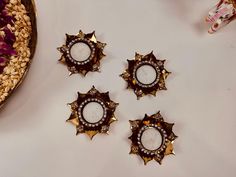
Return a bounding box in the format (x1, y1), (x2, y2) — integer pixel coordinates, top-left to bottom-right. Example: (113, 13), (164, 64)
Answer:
(67, 86), (118, 139)
(129, 111), (177, 165)
(58, 30), (106, 76)
(120, 52), (170, 99)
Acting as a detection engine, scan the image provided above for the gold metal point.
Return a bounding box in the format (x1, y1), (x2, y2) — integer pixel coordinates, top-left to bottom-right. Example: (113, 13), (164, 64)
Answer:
(142, 157), (152, 165)
(86, 130), (99, 140)
(129, 112), (177, 165)
(90, 33), (97, 43)
(66, 86), (118, 140)
(58, 30), (106, 76)
(67, 117), (79, 126)
(121, 52), (170, 99)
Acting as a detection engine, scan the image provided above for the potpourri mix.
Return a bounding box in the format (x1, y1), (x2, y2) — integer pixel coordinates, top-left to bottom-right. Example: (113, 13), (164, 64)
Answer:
(0, 0), (32, 104)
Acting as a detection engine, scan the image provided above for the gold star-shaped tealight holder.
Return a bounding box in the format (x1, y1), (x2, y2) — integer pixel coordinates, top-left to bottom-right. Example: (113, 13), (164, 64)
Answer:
(129, 111), (177, 165)
(67, 86), (119, 140)
(58, 30), (106, 76)
(121, 52), (171, 99)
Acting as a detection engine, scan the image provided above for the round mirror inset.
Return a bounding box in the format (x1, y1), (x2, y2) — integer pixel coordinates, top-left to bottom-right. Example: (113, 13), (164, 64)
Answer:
(82, 102), (104, 123)
(141, 127), (163, 151)
(136, 64), (157, 85)
(70, 42), (91, 62)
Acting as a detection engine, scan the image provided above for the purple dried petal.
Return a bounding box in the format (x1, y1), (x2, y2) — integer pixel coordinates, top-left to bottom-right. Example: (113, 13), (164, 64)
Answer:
(3, 27), (15, 45)
(0, 56), (7, 63)
(2, 10), (14, 24)
(0, 0), (7, 12)
(0, 0), (14, 27)
(0, 48), (16, 55)
(0, 66), (3, 73)
(0, 40), (11, 49)
(0, 0), (16, 73)
(0, 10), (14, 28)
(0, 18), (7, 28)
(0, 41), (16, 56)
(0, 0), (8, 14)
(0, 66), (5, 73)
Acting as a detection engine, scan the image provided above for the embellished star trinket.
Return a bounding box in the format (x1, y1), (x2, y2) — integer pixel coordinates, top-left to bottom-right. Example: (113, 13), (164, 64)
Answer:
(120, 52), (171, 99)
(67, 86), (119, 140)
(58, 30), (106, 76)
(129, 111), (177, 165)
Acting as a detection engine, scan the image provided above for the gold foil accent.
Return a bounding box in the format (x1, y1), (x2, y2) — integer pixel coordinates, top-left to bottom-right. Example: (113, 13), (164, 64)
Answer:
(58, 30), (106, 76)
(67, 86), (119, 140)
(129, 112), (177, 165)
(120, 52), (170, 99)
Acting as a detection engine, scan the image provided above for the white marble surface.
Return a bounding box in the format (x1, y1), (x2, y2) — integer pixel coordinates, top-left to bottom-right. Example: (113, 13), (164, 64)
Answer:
(0, 0), (236, 177)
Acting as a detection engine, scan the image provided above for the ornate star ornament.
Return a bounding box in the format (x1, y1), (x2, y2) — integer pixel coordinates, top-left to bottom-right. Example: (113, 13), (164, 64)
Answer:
(120, 52), (171, 99)
(67, 86), (119, 140)
(129, 112), (177, 165)
(57, 30), (106, 76)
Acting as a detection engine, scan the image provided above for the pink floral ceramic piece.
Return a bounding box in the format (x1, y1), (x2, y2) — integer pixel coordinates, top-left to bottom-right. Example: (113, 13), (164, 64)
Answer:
(206, 0), (236, 33)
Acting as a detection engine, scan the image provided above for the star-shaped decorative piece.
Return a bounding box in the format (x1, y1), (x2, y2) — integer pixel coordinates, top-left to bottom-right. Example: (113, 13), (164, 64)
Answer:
(57, 30), (106, 76)
(129, 111), (177, 165)
(67, 86), (119, 140)
(120, 52), (171, 99)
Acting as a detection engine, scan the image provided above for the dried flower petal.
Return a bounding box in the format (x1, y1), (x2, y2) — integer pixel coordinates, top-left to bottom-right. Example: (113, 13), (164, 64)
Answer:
(0, 56), (7, 63)
(0, 0), (16, 74)
(3, 27), (16, 45)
